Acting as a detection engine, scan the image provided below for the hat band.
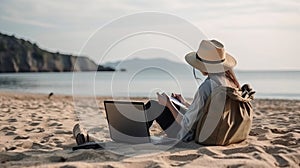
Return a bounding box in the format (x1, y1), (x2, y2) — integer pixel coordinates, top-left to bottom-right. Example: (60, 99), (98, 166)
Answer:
(196, 53), (225, 64)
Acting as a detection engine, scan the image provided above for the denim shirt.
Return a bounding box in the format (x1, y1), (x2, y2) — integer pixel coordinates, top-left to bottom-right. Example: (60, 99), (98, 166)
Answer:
(177, 73), (227, 140)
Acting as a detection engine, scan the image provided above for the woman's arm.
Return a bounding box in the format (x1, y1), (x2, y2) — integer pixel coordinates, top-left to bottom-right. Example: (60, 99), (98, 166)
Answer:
(156, 92), (183, 124)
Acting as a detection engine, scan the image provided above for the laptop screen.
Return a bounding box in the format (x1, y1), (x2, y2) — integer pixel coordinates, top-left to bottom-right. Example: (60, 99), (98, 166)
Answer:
(104, 101), (151, 144)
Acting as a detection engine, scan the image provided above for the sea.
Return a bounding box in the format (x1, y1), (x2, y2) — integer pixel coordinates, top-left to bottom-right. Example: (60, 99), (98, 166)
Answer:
(0, 70), (299, 100)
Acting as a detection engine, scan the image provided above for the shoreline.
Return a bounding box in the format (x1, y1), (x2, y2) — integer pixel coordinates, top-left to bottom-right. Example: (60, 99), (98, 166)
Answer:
(0, 92), (299, 167)
(1, 91), (300, 101)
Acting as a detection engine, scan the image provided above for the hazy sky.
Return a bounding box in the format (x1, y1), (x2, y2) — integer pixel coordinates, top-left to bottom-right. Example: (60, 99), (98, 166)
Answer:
(0, 0), (299, 70)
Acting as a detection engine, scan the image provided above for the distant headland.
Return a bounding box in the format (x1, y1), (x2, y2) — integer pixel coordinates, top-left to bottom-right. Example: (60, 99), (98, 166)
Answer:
(0, 32), (115, 73)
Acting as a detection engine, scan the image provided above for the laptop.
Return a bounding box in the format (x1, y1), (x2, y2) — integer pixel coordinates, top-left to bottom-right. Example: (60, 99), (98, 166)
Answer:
(104, 100), (177, 144)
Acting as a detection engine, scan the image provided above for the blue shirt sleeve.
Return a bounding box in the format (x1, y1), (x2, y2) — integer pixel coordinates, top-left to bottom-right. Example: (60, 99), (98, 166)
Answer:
(178, 78), (212, 138)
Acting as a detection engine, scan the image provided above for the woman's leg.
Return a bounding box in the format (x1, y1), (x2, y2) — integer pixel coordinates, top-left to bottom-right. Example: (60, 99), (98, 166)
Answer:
(145, 100), (181, 138)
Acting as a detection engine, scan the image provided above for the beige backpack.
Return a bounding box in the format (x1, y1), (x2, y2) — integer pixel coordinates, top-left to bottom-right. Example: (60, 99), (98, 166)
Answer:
(194, 86), (254, 145)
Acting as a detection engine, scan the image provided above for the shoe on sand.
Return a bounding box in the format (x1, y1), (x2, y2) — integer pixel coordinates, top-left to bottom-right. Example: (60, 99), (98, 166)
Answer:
(73, 123), (89, 145)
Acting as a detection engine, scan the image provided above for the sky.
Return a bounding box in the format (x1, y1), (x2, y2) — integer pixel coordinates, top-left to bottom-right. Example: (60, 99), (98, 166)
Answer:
(0, 0), (299, 70)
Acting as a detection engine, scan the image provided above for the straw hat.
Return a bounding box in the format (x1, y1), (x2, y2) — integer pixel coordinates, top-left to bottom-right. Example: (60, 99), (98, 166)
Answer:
(185, 40), (237, 73)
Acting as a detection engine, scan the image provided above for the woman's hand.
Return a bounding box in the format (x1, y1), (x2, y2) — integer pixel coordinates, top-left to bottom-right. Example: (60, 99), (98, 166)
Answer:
(171, 93), (190, 107)
(171, 93), (186, 104)
(156, 92), (172, 108)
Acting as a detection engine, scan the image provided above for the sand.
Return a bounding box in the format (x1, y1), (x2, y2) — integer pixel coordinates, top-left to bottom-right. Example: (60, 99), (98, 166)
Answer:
(0, 92), (299, 168)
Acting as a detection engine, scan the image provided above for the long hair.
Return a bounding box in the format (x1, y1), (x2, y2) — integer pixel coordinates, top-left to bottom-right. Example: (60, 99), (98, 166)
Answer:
(225, 69), (240, 88)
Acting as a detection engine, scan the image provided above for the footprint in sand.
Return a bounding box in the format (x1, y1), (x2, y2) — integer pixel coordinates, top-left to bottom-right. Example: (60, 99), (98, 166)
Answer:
(56, 126), (64, 130)
(47, 156), (66, 162)
(167, 153), (201, 166)
(273, 154), (291, 167)
(25, 127), (44, 133)
(32, 127), (45, 133)
(54, 130), (72, 134)
(222, 146), (262, 155)
(48, 122), (63, 127)
(250, 127), (273, 141)
(5, 131), (17, 136)
(32, 116), (44, 121)
(1, 126), (16, 132)
(67, 150), (121, 162)
(14, 135), (29, 140)
(168, 154), (201, 161)
(271, 136), (298, 146)
(197, 148), (218, 156)
(5, 146), (17, 151)
(264, 146), (296, 154)
(47, 118), (59, 122)
(7, 118), (17, 122)
(25, 128), (35, 132)
(29, 122), (40, 126)
(52, 138), (65, 147)
(31, 142), (53, 150)
(249, 127), (271, 136)
(32, 118), (43, 122)
(40, 134), (54, 143)
(270, 128), (290, 134)
(213, 155), (250, 160)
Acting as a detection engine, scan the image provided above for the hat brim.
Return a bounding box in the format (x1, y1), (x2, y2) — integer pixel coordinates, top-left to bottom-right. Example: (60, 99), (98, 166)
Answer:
(185, 52), (237, 73)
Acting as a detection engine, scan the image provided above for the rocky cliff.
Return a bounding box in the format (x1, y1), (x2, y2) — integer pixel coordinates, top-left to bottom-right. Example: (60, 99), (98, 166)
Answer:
(0, 33), (114, 72)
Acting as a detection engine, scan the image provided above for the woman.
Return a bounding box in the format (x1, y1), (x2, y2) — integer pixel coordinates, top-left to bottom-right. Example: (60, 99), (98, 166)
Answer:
(145, 39), (240, 141)
(73, 39), (241, 145)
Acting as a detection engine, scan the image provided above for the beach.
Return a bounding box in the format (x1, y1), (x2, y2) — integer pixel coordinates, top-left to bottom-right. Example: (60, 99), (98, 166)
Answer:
(0, 92), (299, 168)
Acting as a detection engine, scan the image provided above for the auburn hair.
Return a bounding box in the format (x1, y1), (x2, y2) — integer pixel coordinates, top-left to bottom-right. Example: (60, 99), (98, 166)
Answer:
(225, 69), (240, 88)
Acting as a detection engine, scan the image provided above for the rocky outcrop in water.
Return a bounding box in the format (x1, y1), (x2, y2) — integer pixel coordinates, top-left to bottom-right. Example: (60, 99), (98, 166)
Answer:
(0, 33), (114, 72)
